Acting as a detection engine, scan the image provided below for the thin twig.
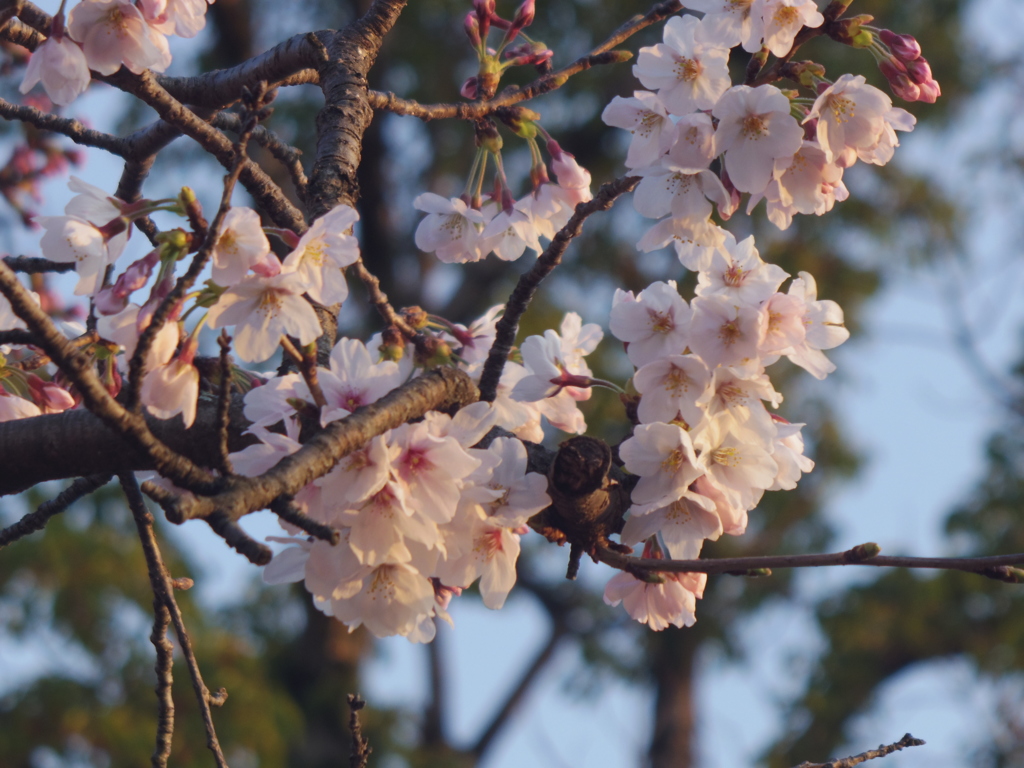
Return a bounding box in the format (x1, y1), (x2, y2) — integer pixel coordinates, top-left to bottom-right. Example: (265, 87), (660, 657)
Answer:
(594, 542), (1024, 579)
(211, 112), (308, 203)
(349, 258), (420, 340)
(0, 474), (111, 549)
(215, 331), (235, 476)
(794, 733), (925, 768)
(2, 256), (75, 274)
(477, 175), (639, 402)
(269, 496), (339, 544)
(121, 473), (230, 768)
(347, 694), (372, 768)
(149, 600), (175, 768)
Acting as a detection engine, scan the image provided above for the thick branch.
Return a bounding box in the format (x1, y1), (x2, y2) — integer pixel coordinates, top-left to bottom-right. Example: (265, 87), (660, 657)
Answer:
(307, 0), (408, 218)
(0, 394), (255, 496)
(0, 261), (218, 493)
(478, 175), (639, 402)
(146, 366), (477, 523)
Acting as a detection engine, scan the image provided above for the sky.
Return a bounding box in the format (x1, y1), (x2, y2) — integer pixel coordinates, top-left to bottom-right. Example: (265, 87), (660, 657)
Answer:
(2, 1), (1024, 767)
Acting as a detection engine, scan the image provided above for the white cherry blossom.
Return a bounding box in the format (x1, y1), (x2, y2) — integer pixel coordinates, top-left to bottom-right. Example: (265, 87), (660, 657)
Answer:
(283, 204), (361, 305)
(20, 32), (91, 106)
(68, 0), (172, 75)
(633, 14), (731, 116)
(609, 281), (691, 368)
(712, 84), (804, 194)
(206, 269), (322, 362)
(601, 91), (676, 169)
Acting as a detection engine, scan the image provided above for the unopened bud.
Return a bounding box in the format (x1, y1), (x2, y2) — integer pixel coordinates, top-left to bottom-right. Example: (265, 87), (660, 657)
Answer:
(464, 12), (481, 47)
(461, 76), (479, 100)
(509, 0), (535, 34)
(378, 326), (406, 362)
(827, 14), (873, 46)
(878, 29), (922, 60)
(905, 57), (933, 85)
(171, 577), (195, 590)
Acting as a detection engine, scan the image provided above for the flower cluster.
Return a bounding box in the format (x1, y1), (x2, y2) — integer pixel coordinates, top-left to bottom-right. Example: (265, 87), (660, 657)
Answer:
(20, 0), (214, 106)
(241, 337), (553, 641)
(0, 0), (940, 640)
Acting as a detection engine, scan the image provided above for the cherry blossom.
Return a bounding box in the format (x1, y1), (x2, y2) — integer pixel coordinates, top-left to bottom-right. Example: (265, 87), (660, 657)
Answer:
(757, 0), (823, 57)
(414, 193), (490, 263)
(282, 204), (361, 304)
(601, 91), (676, 169)
(20, 29), (91, 106)
(210, 207), (273, 286)
(632, 14), (731, 116)
(206, 269), (322, 362)
(712, 84), (804, 194)
(67, 0), (172, 75)
(609, 280), (691, 368)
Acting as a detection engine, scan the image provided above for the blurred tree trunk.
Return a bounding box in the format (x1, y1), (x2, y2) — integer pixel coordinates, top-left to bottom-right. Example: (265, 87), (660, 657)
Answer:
(649, 627), (698, 768)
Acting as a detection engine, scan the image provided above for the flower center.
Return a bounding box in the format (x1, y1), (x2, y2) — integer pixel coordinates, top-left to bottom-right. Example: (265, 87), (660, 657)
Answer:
(772, 6), (800, 27)
(828, 95), (855, 125)
(718, 320), (742, 347)
(675, 56), (702, 83)
(723, 264), (747, 287)
(741, 114), (769, 140)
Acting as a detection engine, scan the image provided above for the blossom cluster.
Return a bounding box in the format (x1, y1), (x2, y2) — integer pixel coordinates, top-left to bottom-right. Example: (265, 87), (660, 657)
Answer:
(20, 0), (214, 106)
(0, 0), (940, 639)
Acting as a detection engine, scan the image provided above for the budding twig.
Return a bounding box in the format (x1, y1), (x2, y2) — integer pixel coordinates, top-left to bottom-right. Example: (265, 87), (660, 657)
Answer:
(793, 733), (925, 768)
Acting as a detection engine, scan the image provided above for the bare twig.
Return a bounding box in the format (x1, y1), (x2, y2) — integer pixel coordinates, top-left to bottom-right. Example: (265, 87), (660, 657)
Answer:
(215, 331), (235, 476)
(793, 733), (925, 768)
(347, 694), (372, 768)
(594, 542), (1024, 579)
(2, 255), (76, 274)
(149, 601), (175, 768)
(0, 474), (111, 549)
(269, 496), (339, 544)
(477, 175), (639, 402)
(349, 258), (419, 340)
(211, 112), (308, 202)
(121, 473), (230, 768)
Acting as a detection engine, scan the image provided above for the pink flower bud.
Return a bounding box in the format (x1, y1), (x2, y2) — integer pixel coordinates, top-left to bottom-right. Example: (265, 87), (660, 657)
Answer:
(464, 12), (481, 47)
(509, 0), (535, 35)
(27, 374), (75, 413)
(878, 29), (922, 61)
(916, 80), (940, 104)
(461, 76), (479, 99)
(878, 57), (920, 101)
(905, 57), (933, 85)
(95, 249), (160, 315)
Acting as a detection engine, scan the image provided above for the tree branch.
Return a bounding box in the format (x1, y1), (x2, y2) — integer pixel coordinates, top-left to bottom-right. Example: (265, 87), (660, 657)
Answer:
(0, 474), (111, 548)
(477, 175), (639, 402)
(594, 542), (1024, 580)
(122, 473), (230, 768)
(144, 366), (477, 524)
(794, 733), (925, 768)
(367, 0), (682, 120)
(0, 261), (218, 493)
(307, 0), (408, 218)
